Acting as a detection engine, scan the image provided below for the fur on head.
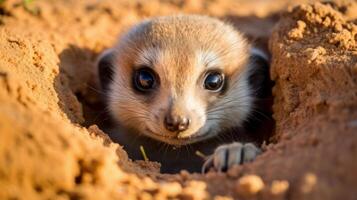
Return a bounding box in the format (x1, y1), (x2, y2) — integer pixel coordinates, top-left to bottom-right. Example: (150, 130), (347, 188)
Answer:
(98, 15), (264, 146)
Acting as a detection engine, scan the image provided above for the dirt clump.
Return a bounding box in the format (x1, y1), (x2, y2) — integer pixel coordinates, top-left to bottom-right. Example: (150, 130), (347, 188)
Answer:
(0, 0), (357, 200)
(235, 175), (265, 198)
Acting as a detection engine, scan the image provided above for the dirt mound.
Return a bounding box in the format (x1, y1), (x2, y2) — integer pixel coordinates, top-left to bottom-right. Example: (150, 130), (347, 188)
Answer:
(0, 0), (356, 199)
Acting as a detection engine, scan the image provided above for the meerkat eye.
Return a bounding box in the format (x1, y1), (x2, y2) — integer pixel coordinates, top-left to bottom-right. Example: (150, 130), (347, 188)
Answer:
(204, 71), (224, 91)
(133, 67), (158, 92)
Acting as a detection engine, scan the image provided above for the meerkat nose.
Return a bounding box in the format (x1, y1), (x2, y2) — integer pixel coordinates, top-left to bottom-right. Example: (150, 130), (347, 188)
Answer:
(164, 114), (190, 132)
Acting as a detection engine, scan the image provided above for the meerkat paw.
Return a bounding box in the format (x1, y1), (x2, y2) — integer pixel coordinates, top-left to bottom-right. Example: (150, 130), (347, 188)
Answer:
(202, 142), (261, 173)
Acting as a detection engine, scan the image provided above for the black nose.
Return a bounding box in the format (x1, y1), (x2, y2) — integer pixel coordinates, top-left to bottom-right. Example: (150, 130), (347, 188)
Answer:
(164, 115), (190, 132)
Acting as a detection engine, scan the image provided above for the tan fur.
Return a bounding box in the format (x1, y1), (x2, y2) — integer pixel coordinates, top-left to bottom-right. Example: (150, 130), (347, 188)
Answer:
(105, 15), (253, 145)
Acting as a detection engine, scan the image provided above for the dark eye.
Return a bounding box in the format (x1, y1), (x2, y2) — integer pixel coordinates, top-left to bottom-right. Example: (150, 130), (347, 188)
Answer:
(133, 67), (158, 92)
(204, 71), (224, 91)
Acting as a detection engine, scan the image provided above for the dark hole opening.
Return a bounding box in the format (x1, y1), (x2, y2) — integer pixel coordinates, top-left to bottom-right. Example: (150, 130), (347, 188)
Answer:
(61, 14), (279, 174)
(74, 60), (275, 174)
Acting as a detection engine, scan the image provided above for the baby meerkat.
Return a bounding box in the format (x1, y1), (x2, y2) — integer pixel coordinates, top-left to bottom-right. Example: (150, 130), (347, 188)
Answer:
(97, 15), (270, 172)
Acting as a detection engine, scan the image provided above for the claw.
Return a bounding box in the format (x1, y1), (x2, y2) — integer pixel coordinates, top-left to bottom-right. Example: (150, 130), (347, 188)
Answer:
(201, 142), (261, 173)
(242, 143), (261, 163)
(213, 146), (228, 172)
(201, 156), (213, 174)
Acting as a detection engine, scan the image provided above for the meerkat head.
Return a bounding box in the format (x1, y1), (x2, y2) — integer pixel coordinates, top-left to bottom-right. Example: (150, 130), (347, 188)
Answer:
(98, 15), (260, 146)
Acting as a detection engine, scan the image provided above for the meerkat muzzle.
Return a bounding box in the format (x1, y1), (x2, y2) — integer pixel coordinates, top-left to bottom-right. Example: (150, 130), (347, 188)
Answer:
(164, 114), (190, 133)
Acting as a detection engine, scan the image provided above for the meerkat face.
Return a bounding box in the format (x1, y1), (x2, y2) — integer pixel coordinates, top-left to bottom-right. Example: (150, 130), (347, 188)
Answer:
(98, 15), (254, 146)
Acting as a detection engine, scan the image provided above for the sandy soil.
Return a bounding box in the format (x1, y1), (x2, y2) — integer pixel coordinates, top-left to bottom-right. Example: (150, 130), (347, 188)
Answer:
(0, 0), (356, 199)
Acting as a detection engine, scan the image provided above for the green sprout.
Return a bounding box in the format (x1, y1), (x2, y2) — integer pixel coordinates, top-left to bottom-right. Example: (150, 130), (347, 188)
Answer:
(140, 145), (149, 161)
(195, 150), (207, 159)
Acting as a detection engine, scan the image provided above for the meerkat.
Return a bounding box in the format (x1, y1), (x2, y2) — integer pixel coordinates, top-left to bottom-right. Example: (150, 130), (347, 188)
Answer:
(97, 15), (271, 173)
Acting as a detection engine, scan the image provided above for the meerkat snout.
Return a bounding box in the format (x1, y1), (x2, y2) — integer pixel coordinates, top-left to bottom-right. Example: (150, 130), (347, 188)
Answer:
(164, 114), (190, 132)
(163, 100), (195, 135)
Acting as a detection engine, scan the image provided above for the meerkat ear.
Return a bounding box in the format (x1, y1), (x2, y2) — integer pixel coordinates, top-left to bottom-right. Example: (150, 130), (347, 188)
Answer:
(97, 49), (115, 93)
(248, 48), (271, 98)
